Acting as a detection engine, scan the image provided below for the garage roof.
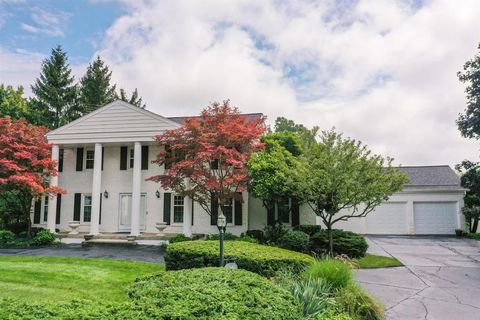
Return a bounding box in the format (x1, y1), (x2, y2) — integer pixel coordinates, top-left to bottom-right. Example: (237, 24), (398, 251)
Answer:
(398, 165), (460, 187)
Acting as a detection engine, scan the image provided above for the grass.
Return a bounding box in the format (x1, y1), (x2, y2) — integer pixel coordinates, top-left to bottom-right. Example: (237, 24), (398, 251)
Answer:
(356, 254), (403, 269)
(0, 256), (164, 303)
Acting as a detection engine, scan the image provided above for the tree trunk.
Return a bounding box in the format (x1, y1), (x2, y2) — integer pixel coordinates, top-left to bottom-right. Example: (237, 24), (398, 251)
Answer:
(327, 226), (333, 257)
(472, 216), (479, 234)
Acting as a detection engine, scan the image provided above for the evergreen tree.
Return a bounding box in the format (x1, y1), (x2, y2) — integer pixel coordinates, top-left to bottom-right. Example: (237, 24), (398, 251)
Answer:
(118, 88), (146, 109)
(79, 56), (117, 114)
(31, 45), (78, 129)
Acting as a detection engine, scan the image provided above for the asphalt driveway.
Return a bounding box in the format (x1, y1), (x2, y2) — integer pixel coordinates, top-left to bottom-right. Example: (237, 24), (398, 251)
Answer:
(357, 236), (480, 320)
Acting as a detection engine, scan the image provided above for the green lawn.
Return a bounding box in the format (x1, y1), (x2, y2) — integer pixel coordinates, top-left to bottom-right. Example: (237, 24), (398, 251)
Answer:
(0, 256), (164, 303)
(356, 254), (403, 268)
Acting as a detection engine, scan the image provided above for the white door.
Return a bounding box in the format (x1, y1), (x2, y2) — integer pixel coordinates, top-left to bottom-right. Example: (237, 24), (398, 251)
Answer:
(365, 202), (408, 234)
(119, 194), (146, 232)
(414, 202), (457, 235)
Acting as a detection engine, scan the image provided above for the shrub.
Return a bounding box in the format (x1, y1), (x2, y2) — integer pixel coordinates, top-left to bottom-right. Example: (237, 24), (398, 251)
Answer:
(165, 240), (314, 277)
(246, 229), (265, 243)
(294, 225), (323, 237)
(128, 268), (304, 320)
(31, 230), (56, 246)
(0, 230), (15, 246)
(205, 232), (239, 240)
(168, 234), (191, 244)
(238, 235), (258, 243)
(279, 230), (310, 252)
(335, 284), (384, 320)
(264, 223), (289, 244)
(304, 259), (353, 290)
(310, 230), (368, 258)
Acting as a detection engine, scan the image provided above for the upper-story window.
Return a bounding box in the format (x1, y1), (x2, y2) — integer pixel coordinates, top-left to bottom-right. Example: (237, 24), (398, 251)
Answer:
(129, 149), (135, 168)
(222, 199), (233, 224)
(85, 150), (95, 169)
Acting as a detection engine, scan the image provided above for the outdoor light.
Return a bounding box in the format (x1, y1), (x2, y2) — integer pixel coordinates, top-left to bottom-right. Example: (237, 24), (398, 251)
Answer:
(103, 190), (109, 198)
(217, 213), (227, 267)
(155, 190), (161, 199)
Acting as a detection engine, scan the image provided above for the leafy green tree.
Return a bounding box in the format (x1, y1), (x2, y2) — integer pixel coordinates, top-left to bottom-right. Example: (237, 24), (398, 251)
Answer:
(274, 117), (318, 150)
(118, 88), (146, 109)
(303, 129), (408, 255)
(31, 45), (78, 128)
(248, 132), (306, 223)
(456, 160), (480, 232)
(79, 56), (117, 114)
(0, 85), (29, 120)
(457, 43), (480, 139)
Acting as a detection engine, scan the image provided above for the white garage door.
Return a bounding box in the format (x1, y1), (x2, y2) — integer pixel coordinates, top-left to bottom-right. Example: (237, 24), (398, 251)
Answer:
(414, 202), (457, 235)
(365, 202), (407, 234)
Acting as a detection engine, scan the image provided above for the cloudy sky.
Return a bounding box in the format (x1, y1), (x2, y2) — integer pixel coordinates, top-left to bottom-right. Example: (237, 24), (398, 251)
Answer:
(1, 0), (480, 167)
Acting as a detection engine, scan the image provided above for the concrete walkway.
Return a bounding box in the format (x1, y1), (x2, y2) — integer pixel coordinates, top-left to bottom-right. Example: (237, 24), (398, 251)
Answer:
(0, 244), (165, 263)
(357, 236), (480, 320)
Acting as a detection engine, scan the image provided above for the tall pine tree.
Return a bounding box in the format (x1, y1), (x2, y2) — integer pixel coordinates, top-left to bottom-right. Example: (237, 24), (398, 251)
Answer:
(79, 56), (117, 114)
(31, 45), (78, 129)
(118, 88), (146, 109)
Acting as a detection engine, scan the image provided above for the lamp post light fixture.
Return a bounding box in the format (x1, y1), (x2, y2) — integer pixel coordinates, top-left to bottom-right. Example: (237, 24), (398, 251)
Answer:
(217, 212), (227, 267)
(155, 190), (161, 199)
(103, 190), (109, 198)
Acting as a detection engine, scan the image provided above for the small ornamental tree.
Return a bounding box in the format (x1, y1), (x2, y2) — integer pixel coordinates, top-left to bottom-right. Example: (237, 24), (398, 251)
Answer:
(0, 117), (64, 233)
(149, 100), (265, 225)
(303, 129), (408, 255)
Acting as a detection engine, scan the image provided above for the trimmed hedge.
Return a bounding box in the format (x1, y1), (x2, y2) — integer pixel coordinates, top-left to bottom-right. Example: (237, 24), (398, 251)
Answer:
(310, 230), (368, 258)
(165, 240), (314, 277)
(293, 225), (323, 237)
(128, 268), (303, 319)
(278, 230), (310, 252)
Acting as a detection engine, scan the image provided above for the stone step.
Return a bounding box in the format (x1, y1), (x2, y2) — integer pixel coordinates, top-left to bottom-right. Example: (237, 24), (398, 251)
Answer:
(82, 239), (137, 247)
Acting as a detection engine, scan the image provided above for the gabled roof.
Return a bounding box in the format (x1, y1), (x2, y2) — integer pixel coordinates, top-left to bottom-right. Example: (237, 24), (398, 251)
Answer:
(398, 165), (461, 188)
(46, 100), (181, 144)
(168, 113), (264, 125)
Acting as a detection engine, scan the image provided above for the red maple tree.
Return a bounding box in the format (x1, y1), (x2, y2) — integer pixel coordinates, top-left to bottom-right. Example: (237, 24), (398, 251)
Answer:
(0, 116), (63, 196)
(148, 100), (265, 221)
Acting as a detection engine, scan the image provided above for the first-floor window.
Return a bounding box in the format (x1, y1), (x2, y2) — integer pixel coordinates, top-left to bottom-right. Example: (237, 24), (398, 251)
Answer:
(222, 199), (233, 224)
(43, 196), (49, 222)
(173, 195), (184, 223)
(83, 195), (92, 222)
(278, 198), (290, 224)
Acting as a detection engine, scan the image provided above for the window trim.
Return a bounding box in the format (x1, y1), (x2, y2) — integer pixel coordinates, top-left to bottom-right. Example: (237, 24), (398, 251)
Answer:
(172, 195), (185, 225)
(42, 195), (49, 223)
(276, 198), (292, 226)
(82, 194), (92, 223)
(85, 149), (95, 170)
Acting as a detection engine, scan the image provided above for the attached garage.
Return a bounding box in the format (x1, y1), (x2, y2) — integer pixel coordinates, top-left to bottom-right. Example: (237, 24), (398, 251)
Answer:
(365, 202), (408, 234)
(413, 202), (458, 235)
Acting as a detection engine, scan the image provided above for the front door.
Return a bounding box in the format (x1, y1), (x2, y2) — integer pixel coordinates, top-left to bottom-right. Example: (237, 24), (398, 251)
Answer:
(119, 194), (146, 232)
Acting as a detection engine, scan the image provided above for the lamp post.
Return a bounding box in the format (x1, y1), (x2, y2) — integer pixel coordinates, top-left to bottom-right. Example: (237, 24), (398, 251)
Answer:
(217, 212), (227, 267)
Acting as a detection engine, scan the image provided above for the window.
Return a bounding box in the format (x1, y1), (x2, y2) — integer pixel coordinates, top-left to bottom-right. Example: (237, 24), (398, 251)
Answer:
(129, 149), (134, 168)
(222, 199), (233, 224)
(43, 196), (49, 222)
(173, 195), (184, 223)
(278, 198), (290, 223)
(83, 195), (92, 222)
(85, 150), (95, 169)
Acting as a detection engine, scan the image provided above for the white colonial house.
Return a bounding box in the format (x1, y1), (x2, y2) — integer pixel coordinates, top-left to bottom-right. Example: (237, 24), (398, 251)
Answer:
(32, 100), (466, 240)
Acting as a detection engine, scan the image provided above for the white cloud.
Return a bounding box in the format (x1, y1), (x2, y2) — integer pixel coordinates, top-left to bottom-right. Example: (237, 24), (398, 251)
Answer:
(21, 7), (70, 37)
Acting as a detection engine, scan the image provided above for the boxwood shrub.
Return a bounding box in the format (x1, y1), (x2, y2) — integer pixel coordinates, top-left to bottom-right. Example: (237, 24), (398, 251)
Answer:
(293, 225), (323, 237)
(310, 230), (368, 258)
(128, 268), (304, 319)
(278, 230), (310, 252)
(165, 240), (314, 277)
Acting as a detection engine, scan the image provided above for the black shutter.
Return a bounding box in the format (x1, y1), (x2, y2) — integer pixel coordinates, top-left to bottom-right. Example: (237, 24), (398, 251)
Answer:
(267, 202), (275, 226)
(234, 193), (242, 226)
(58, 149), (64, 172)
(33, 199), (41, 224)
(76, 148), (84, 171)
(101, 147), (105, 170)
(73, 193), (81, 221)
(99, 193), (102, 224)
(141, 145), (149, 170)
(210, 195), (218, 225)
(55, 194), (62, 224)
(163, 193), (171, 225)
(291, 198), (300, 227)
(120, 146), (128, 170)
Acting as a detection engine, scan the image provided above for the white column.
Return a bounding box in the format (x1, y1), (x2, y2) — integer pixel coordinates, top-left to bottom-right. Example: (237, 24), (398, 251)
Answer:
(130, 142), (142, 236)
(183, 196), (192, 237)
(47, 145), (59, 233)
(89, 143), (103, 235)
